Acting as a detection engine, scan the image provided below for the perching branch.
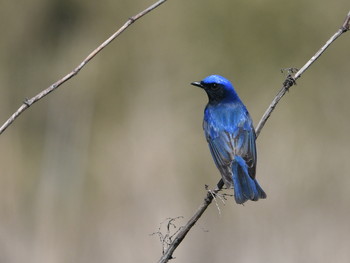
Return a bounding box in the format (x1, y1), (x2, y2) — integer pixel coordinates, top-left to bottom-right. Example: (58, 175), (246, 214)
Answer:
(256, 10), (350, 137)
(157, 10), (350, 263)
(0, 0), (168, 135)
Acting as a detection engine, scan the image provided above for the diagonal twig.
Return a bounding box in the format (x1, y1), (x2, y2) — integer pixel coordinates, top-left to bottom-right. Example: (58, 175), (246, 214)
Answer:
(0, 0), (168, 135)
(255, 10), (350, 137)
(157, 10), (350, 263)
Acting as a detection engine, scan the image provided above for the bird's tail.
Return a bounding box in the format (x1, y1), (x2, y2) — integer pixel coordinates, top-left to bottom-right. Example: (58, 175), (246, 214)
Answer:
(231, 156), (267, 204)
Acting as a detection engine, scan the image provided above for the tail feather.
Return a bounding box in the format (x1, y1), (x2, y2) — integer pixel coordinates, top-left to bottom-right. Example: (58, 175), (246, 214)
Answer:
(231, 156), (266, 204)
(254, 178), (267, 200)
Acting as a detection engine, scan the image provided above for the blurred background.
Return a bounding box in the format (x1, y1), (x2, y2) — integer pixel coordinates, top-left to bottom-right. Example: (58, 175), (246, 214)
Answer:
(0, 0), (350, 262)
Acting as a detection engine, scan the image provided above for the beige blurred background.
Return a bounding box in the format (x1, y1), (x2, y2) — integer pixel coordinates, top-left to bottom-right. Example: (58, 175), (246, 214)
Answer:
(1, 0), (350, 262)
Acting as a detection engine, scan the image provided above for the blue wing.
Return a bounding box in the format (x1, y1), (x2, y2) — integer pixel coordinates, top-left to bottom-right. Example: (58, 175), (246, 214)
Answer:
(203, 110), (256, 186)
(203, 104), (265, 203)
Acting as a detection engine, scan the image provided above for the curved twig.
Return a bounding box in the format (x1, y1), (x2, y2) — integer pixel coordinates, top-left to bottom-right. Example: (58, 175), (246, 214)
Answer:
(0, 0), (167, 135)
(157, 10), (350, 263)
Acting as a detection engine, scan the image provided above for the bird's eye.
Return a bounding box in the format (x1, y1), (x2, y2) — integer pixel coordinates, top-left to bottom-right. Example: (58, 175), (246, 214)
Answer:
(211, 83), (220, 90)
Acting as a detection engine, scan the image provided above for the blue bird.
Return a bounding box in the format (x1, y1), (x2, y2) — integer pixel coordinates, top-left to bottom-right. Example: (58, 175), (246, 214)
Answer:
(191, 75), (266, 204)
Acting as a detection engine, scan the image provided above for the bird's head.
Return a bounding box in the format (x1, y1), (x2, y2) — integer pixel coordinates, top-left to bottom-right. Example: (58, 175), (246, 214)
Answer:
(191, 75), (239, 104)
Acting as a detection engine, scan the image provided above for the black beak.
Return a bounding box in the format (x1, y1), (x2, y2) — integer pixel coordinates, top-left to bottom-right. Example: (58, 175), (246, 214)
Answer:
(191, 81), (204, 88)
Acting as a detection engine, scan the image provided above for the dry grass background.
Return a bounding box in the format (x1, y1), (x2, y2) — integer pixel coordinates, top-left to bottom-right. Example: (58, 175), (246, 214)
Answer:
(0, 0), (350, 262)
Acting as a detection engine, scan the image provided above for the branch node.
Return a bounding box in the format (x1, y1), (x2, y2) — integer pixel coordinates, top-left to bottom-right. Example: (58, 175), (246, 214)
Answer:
(283, 75), (297, 91)
(23, 98), (31, 107)
(129, 16), (136, 23)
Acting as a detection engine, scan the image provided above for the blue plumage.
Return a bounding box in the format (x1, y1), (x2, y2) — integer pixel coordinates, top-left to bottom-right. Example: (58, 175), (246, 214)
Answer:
(191, 75), (266, 204)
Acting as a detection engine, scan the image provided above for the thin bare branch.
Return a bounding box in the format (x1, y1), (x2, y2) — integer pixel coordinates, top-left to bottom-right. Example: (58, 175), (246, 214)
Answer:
(255, 10), (350, 137)
(157, 10), (350, 263)
(0, 0), (168, 135)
